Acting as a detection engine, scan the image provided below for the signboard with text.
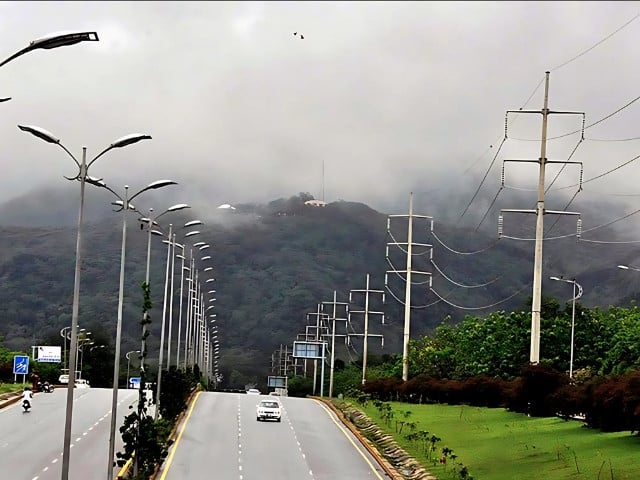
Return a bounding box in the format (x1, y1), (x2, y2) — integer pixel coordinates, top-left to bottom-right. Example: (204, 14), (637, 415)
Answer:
(36, 346), (62, 363)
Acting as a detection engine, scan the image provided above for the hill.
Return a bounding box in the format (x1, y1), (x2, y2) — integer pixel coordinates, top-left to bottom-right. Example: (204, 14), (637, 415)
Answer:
(0, 191), (638, 386)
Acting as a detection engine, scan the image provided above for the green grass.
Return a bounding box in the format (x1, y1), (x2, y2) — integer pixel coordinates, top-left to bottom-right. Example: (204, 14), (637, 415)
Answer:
(357, 401), (640, 480)
(0, 382), (29, 395)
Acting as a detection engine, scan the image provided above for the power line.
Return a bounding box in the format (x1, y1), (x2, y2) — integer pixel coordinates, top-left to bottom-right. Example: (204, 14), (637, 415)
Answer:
(509, 94), (640, 142)
(429, 283), (531, 311)
(457, 76), (547, 224)
(458, 137), (507, 223)
(550, 12), (640, 72)
(430, 259), (500, 288)
(430, 230), (501, 255)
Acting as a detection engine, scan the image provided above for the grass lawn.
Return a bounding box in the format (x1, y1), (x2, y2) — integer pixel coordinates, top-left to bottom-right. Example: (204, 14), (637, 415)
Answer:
(0, 382), (29, 395)
(357, 401), (640, 480)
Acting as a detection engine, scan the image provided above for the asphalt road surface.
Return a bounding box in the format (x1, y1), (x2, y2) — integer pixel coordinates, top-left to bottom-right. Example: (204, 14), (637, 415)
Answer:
(0, 387), (139, 479)
(159, 392), (391, 480)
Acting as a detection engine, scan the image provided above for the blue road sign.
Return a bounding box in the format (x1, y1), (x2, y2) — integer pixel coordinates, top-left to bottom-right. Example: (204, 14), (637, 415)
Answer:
(13, 355), (29, 375)
(128, 377), (141, 389)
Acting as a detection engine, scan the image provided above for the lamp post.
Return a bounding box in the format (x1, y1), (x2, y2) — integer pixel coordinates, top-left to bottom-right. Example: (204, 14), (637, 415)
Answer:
(125, 350), (141, 388)
(18, 124), (151, 480)
(150, 222), (201, 420)
(138, 211), (193, 370)
(60, 326), (72, 375)
(174, 227), (202, 368)
(549, 276), (583, 379)
(86, 180), (178, 480)
(1, 31), (99, 102)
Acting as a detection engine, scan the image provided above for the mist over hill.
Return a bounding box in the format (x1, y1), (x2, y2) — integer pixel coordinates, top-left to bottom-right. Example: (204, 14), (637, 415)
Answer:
(1, 186), (639, 385)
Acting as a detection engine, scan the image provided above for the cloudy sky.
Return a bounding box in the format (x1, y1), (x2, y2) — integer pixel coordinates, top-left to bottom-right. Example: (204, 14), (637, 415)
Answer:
(1, 1), (640, 233)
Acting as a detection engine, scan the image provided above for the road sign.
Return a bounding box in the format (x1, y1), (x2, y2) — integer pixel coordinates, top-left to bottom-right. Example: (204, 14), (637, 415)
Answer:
(128, 377), (141, 389)
(13, 355), (29, 375)
(268, 375), (287, 388)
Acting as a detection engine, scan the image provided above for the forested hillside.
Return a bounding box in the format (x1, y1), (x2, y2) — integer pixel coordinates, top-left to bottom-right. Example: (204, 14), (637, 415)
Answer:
(0, 192), (638, 386)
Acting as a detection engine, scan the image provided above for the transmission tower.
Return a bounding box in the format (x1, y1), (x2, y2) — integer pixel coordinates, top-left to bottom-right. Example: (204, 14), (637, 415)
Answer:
(499, 71), (584, 364)
(386, 192), (433, 381)
(321, 291), (349, 398)
(349, 273), (385, 385)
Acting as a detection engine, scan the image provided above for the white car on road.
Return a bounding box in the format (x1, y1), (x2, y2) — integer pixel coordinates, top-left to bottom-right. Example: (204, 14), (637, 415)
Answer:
(256, 399), (282, 422)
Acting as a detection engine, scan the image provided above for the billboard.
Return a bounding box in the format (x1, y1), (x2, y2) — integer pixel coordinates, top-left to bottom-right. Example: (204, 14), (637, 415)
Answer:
(267, 375), (287, 388)
(293, 341), (325, 359)
(36, 346), (62, 363)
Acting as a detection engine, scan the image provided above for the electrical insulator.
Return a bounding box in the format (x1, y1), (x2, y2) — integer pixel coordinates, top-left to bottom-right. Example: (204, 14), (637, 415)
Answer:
(576, 218), (582, 238)
(498, 215), (504, 237)
(501, 165), (505, 186)
(579, 165), (584, 190)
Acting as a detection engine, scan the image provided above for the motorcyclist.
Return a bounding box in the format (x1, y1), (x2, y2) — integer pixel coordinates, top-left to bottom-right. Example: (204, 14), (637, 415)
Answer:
(22, 387), (33, 410)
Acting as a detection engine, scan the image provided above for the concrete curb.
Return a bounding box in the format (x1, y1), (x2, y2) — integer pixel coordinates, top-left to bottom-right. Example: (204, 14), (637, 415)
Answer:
(0, 394), (21, 409)
(312, 396), (405, 480)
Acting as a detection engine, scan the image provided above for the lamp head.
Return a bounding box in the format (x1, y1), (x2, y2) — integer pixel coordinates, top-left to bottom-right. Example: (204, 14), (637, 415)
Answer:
(18, 124), (60, 144)
(110, 133), (152, 149)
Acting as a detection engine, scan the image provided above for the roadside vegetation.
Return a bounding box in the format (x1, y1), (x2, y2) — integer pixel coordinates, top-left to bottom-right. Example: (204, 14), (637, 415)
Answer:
(342, 397), (640, 480)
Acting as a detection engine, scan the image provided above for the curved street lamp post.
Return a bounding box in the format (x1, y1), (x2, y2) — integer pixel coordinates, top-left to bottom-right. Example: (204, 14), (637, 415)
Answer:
(19, 124), (151, 480)
(85, 179), (179, 480)
(549, 276), (583, 379)
(150, 221), (201, 421)
(1, 31), (99, 102)
(125, 350), (141, 388)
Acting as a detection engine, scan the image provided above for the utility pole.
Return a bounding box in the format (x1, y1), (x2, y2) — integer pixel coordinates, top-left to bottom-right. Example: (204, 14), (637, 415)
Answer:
(349, 274), (385, 385)
(386, 192), (433, 381)
(500, 71), (584, 364)
(321, 291), (349, 398)
(305, 305), (328, 395)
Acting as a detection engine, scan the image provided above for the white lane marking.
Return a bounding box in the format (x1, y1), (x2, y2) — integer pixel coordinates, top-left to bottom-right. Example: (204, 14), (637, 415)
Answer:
(285, 409), (314, 478)
(42, 467), (48, 472)
(31, 476), (38, 480)
(51, 459), (58, 464)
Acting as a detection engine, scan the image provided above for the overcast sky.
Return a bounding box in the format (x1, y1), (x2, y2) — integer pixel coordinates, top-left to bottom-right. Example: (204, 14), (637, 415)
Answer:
(2, 1), (640, 234)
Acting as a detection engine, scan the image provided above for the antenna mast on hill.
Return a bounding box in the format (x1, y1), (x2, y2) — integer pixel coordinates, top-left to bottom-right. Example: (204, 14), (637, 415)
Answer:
(322, 159), (325, 203)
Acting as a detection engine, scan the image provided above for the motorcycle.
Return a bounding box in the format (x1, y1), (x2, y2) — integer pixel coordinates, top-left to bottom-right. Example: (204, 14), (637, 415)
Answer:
(38, 381), (54, 393)
(22, 399), (31, 413)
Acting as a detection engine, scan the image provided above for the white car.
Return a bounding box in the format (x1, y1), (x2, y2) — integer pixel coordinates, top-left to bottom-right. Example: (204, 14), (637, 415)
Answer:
(256, 399), (282, 422)
(58, 374), (69, 384)
(246, 388), (261, 395)
(75, 379), (90, 389)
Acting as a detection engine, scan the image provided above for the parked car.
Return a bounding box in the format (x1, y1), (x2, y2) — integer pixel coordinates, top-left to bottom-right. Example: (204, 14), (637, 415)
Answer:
(75, 379), (90, 389)
(256, 399), (282, 422)
(58, 374), (69, 384)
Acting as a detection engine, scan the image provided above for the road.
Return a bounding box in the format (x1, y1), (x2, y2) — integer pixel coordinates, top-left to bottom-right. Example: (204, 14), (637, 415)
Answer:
(159, 392), (391, 480)
(0, 387), (139, 479)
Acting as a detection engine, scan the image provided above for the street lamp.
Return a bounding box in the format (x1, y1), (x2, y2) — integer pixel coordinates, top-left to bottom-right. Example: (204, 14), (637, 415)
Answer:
(138, 210), (192, 374)
(60, 326), (72, 374)
(125, 350), (141, 388)
(19, 124), (151, 480)
(1, 31), (99, 101)
(87, 180), (178, 480)
(618, 264), (640, 272)
(549, 276), (583, 379)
